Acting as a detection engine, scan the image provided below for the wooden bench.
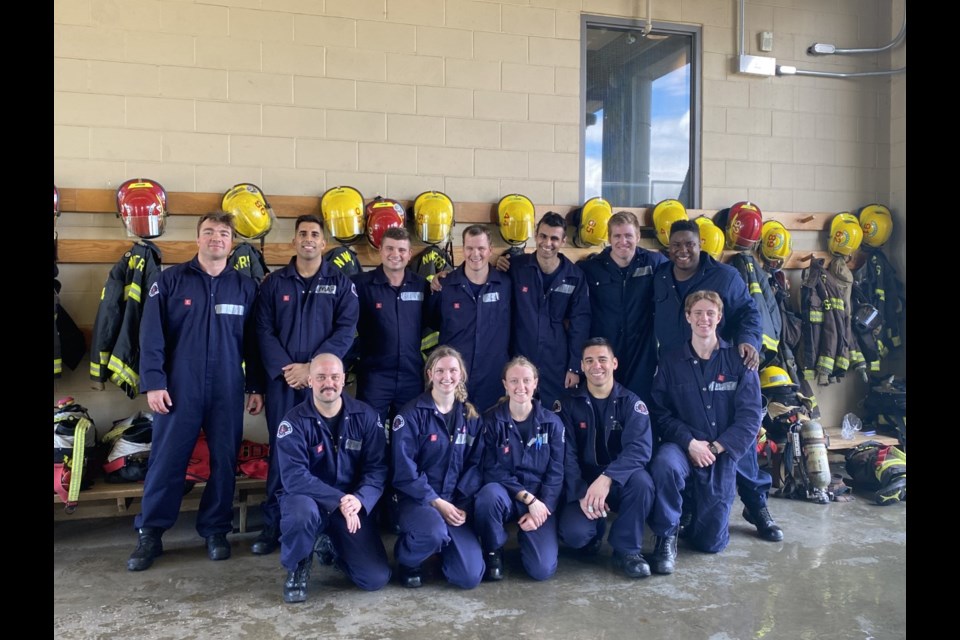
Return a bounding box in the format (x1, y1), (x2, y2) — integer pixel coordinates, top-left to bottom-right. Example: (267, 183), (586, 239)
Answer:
(53, 476), (267, 533)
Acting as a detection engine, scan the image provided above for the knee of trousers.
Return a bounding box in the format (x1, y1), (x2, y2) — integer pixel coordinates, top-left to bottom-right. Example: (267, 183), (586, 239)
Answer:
(558, 510), (596, 549)
(280, 495), (321, 532)
(523, 556), (558, 582)
(474, 483), (509, 518)
(620, 469), (655, 503)
(351, 563), (392, 592)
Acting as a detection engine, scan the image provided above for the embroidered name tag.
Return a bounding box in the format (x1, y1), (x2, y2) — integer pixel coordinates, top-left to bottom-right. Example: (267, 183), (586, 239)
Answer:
(554, 284), (575, 295)
(316, 285), (337, 294)
(400, 292), (423, 301)
(631, 266), (653, 277)
(481, 292), (500, 303)
(344, 438), (362, 451)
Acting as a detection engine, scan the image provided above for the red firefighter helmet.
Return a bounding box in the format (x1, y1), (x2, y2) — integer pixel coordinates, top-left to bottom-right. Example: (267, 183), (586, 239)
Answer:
(116, 179), (168, 239)
(365, 196), (406, 249)
(725, 201), (763, 251)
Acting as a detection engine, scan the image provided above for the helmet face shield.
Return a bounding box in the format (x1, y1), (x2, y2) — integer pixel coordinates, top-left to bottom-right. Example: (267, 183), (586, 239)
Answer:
(498, 194), (535, 246)
(413, 191), (454, 245)
(760, 365), (797, 389)
(321, 186), (365, 244)
(221, 183), (274, 240)
(116, 179), (168, 239)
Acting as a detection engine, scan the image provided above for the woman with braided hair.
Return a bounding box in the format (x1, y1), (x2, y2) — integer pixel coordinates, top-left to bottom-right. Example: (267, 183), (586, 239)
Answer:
(391, 346), (486, 589)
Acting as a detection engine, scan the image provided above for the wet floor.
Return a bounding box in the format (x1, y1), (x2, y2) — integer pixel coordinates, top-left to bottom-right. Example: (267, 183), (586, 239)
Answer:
(54, 494), (905, 639)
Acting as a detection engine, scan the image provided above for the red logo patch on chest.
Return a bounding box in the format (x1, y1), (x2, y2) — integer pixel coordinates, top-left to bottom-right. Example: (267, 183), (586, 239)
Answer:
(503, 446), (510, 454)
(453, 303), (460, 310)
(316, 444), (323, 453)
(283, 294), (290, 302)
(522, 286), (529, 293)
(717, 374), (725, 382)
(376, 302), (382, 309)
(184, 299), (191, 306)
(430, 434), (438, 442)
(579, 422), (587, 429)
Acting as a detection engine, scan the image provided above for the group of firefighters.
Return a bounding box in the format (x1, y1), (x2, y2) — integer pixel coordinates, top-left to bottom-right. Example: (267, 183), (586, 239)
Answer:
(72, 181), (896, 604)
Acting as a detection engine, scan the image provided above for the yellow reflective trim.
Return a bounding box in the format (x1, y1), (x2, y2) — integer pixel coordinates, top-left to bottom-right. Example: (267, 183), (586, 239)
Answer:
(869, 361), (880, 372)
(761, 335), (779, 351)
(809, 310), (823, 323)
(100, 287), (106, 301)
(836, 356), (850, 370)
(90, 362), (102, 377)
(54, 359), (63, 376)
(803, 369), (815, 381)
(749, 283), (761, 295)
(816, 356), (835, 370)
(127, 282), (142, 303)
(849, 351), (865, 364)
(827, 297), (845, 311)
(421, 330), (439, 352)
(108, 355), (140, 391)
(99, 351), (111, 365)
(890, 335), (902, 347)
(876, 288), (886, 301)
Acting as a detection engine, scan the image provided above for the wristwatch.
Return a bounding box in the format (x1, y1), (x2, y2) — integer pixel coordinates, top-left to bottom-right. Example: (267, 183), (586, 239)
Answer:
(708, 442), (720, 456)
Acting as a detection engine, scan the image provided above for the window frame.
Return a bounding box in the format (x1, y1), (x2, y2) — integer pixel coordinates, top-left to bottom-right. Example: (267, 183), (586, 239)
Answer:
(579, 15), (702, 209)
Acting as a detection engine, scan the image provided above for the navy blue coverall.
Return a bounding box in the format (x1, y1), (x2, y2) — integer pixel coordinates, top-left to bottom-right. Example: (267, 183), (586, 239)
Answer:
(255, 258), (359, 533)
(275, 394), (391, 591)
(556, 383), (655, 556)
(578, 246), (667, 402)
(391, 393), (486, 589)
(509, 253), (591, 410)
(352, 266), (429, 420)
(652, 253), (772, 515)
(136, 257), (261, 537)
(474, 400), (566, 580)
(647, 340), (763, 553)
(428, 266), (511, 413)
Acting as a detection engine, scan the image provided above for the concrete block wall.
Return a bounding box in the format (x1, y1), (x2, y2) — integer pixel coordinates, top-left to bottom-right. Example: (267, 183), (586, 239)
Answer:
(54, 0), (906, 434)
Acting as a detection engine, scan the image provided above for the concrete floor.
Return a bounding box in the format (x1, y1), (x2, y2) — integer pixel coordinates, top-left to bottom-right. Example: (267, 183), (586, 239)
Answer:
(54, 494), (906, 640)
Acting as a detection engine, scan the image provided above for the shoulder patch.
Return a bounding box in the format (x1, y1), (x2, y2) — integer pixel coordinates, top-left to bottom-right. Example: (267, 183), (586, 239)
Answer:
(148, 283), (159, 297)
(552, 399), (562, 413)
(392, 415), (405, 431)
(634, 400), (649, 415)
(277, 421), (293, 439)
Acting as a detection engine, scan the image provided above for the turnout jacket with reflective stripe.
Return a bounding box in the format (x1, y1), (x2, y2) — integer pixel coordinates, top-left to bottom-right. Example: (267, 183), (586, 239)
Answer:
(90, 241), (162, 397)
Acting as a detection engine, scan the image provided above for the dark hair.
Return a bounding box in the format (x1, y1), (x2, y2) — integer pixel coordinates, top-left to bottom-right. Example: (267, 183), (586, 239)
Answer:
(462, 224), (492, 244)
(197, 211), (235, 235)
(536, 211), (566, 232)
(669, 219), (699, 239)
(295, 214), (325, 233)
(608, 211), (641, 235)
(684, 290), (724, 315)
(382, 226), (411, 243)
(581, 336), (615, 358)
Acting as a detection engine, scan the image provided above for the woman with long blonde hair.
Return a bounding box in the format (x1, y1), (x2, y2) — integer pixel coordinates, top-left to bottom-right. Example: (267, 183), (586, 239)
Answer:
(391, 346), (485, 589)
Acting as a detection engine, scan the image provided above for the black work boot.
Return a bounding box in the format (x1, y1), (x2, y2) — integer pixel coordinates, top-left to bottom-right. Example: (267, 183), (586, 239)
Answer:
(251, 526), (279, 555)
(677, 507), (694, 540)
(206, 533), (231, 560)
(398, 564), (423, 588)
(649, 535), (678, 575)
(742, 506), (784, 542)
(483, 549), (505, 582)
(127, 527), (163, 572)
(611, 550), (651, 579)
(283, 556), (313, 604)
(314, 533), (337, 566)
